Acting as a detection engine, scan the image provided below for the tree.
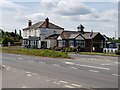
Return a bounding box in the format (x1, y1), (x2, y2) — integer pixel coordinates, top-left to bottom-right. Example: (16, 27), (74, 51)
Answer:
(15, 29), (17, 35)
(19, 30), (21, 36)
(1, 36), (13, 46)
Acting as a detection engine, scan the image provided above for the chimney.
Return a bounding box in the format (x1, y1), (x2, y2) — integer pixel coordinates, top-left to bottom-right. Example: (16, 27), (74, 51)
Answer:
(77, 24), (85, 34)
(45, 17), (49, 28)
(28, 20), (32, 27)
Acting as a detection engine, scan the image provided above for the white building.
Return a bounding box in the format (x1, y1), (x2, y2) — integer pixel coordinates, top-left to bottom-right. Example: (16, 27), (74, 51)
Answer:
(22, 18), (64, 48)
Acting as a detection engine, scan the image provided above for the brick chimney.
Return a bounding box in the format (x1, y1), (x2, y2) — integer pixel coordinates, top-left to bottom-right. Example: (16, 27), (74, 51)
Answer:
(28, 20), (32, 27)
(45, 17), (49, 28)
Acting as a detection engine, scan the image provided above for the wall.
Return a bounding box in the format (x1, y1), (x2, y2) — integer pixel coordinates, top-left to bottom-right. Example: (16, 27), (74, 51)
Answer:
(47, 40), (56, 48)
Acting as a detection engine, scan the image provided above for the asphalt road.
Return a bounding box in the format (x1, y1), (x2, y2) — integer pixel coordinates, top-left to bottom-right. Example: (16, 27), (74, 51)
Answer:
(1, 53), (119, 88)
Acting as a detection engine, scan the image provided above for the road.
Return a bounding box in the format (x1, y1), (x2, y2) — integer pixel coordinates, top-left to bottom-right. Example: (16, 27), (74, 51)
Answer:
(1, 53), (119, 88)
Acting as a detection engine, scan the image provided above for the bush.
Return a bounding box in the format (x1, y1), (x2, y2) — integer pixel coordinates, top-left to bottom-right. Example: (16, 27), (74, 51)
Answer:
(14, 42), (21, 46)
(1, 36), (14, 46)
(115, 50), (120, 55)
(62, 47), (77, 52)
(54, 47), (63, 51)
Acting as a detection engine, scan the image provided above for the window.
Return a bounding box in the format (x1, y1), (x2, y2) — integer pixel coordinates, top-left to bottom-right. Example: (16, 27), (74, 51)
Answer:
(34, 30), (37, 36)
(58, 40), (63, 47)
(53, 31), (57, 34)
(76, 40), (84, 47)
(69, 40), (74, 47)
(24, 31), (27, 37)
(58, 40), (66, 47)
(63, 40), (66, 46)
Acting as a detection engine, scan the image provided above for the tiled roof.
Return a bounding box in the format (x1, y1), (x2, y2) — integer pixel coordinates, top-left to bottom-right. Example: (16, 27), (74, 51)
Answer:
(82, 32), (99, 39)
(45, 34), (59, 39)
(59, 31), (100, 39)
(23, 21), (64, 30)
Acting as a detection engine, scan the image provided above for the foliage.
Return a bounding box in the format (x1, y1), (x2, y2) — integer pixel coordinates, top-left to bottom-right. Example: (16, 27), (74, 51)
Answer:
(2, 47), (69, 58)
(1, 36), (14, 46)
(0, 29), (22, 46)
(115, 50), (120, 55)
(108, 37), (120, 43)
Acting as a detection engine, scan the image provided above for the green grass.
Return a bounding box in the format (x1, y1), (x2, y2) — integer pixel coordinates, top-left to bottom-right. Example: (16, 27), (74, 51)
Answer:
(79, 52), (118, 57)
(1, 47), (69, 58)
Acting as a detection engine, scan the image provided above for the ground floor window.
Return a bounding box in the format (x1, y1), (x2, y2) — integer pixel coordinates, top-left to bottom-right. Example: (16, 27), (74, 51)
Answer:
(58, 40), (66, 47)
(58, 40), (63, 47)
(75, 40), (85, 47)
(69, 40), (74, 47)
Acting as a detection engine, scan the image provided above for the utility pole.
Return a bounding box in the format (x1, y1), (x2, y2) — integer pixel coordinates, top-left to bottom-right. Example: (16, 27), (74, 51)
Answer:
(115, 30), (116, 39)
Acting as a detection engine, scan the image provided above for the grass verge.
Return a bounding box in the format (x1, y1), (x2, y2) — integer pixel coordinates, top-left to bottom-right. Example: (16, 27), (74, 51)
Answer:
(1, 47), (69, 58)
(79, 52), (119, 57)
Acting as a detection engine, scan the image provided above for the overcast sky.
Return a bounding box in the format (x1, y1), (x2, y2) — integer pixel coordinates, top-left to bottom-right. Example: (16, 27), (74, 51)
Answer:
(0, 0), (119, 38)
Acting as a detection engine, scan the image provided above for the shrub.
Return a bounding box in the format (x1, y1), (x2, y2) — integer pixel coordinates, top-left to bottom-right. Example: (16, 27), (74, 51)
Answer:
(62, 47), (77, 52)
(115, 50), (120, 55)
(54, 47), (62, 51)
(14, 42), (21, 46)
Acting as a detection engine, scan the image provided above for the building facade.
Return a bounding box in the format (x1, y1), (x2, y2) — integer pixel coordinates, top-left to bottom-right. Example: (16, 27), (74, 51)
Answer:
(23, 18), (106, 52)
(23, 18), (64, 49)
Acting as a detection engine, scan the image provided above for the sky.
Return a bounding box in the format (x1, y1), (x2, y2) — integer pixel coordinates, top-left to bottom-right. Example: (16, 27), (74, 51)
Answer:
(0, 0), (119, 38)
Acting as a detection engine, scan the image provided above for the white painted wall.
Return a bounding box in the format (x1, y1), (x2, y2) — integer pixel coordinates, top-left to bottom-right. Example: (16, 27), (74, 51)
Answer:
(23, 28), (63, 39)
(38, 40), (41, 48)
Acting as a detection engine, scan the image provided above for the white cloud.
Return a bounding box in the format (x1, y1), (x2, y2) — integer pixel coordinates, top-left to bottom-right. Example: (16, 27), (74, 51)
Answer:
(54, 2), (93, 16)
(0, 1), (118, 38)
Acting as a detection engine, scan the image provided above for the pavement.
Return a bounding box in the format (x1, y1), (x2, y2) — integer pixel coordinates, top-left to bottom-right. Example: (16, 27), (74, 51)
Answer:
(1, 53), (119, 88)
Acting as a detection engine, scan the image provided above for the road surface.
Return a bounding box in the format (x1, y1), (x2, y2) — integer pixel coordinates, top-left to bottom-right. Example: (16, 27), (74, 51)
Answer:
(1, 53), (119, 88)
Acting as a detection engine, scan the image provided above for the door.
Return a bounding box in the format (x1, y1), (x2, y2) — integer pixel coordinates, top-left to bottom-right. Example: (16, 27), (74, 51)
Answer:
(41, 41), (47, 49)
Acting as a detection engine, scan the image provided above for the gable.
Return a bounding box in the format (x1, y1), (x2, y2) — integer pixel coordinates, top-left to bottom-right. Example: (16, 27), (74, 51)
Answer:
(75, 35), (84, 40)
(57, 36), (62, 40)
(93, 33), (105, 41)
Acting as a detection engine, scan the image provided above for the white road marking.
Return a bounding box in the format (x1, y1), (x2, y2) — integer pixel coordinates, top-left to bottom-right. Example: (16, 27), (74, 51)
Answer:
(101, 64), (110, 66)
(7, 67), (11, 69)
(70, 67), (78, 69)
(27, 74), (32, 77)
(39, 62), (45, 64)
(25, 71), (31, 74)
(22, 86), (27, 88)
(89, 70), (99, 73)
(65, 62), (74, 65)
(59, 81), (68, 84)
(2, 65), (6, 68)
(53, 64), (60, 66)
(71, 84), (82, 87)
(18, 58), (22, 60)
(45, 79), (50, 82)
(76, 64), (110, 70)
(6, 68), (10, 70)
(112, 74), (119, 77)
(53, 82), (61, 84)
(64, 85), (75, 88)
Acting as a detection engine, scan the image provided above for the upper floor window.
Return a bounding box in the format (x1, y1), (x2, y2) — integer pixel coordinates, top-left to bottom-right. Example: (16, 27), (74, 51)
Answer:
(34, 30), (37, 36)
(53, 31), (57, 34)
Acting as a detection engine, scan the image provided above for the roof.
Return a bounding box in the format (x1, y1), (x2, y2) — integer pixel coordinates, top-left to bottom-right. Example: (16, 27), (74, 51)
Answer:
(59, 31), (100, 39)
(82, 32), (99, 39)
(69, 33), (80, 39)
(59, 31), (78, 39)
(23, 21), (64, 30)
(45, 34), (59, 39)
